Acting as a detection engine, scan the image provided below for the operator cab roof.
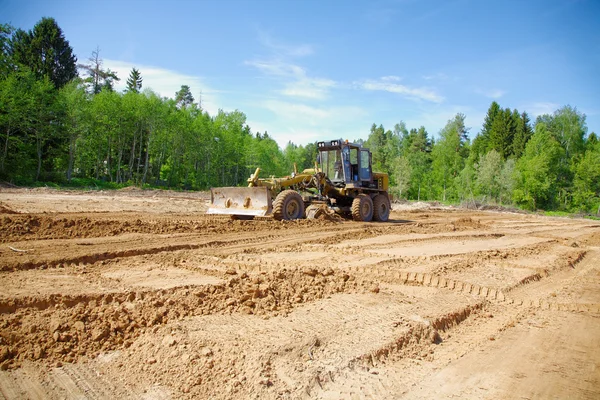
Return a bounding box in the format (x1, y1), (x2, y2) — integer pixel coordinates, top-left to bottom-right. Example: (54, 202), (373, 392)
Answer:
(316, 139), (364, 150)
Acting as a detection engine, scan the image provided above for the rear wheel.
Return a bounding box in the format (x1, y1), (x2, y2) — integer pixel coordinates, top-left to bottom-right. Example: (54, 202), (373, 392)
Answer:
(373, 193), (390, 222)
(273, 190), (305, 220)
(351, 194), (373, 222)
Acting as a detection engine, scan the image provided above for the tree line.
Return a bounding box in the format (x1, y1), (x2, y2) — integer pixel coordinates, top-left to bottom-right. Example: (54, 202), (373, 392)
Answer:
(1, 18), (598, 213)
(0, 18), (316, 189)
(365, 104), (598, 213)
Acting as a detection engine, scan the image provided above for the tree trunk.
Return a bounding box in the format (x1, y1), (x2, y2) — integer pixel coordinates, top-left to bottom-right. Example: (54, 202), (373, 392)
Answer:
(128, 135), (137, 182)
(142, 132), (151, 185)
(116, 144), (123, 183)
(107, 137), (113, 182)
(136, 129), (144, 182)
(67, 134), (75, 182)
(2, 127), (11, 173)
(36, 133), (42, 181)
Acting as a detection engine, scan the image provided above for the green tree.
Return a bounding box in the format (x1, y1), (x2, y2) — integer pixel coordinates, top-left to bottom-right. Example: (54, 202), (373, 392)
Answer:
(405, 126), (432, 200)
(572, 141), (600, 212)
(489, 108), (516, 159)
(0, 69), (59, 180)
(0, 23), (14, 77)
(431, 113), (469, 201)
(78, 47), (119, 94)
(0, 70), (34, 176)
(513, 123), (564, 210)
(498, 158), (516, 204)
(472, 101), (501, 161)
(10, 17), (77, 89)
(512, 111), (532, 158)
(125, 67), (142, 93)
(476, 150), (503, 201)
(175, 85), (194, 109)
(535, 105), (587, 209)
(365, 123), (387, 172)
(545, 105), (586, 159)
(59, 80), (90, 181)
(391, 156), (411, 199)
(586, 132), (598, 149)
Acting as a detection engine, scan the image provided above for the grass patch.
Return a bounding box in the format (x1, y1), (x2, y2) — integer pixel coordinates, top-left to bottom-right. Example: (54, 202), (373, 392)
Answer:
(544, 211), (572, 218)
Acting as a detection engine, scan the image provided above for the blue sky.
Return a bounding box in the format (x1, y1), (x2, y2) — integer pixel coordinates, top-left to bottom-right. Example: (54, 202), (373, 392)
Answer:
(3, 0), (599, 147)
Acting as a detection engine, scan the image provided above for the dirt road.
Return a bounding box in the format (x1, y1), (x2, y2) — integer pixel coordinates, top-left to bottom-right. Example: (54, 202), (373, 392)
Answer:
(1, 188), (599, 399)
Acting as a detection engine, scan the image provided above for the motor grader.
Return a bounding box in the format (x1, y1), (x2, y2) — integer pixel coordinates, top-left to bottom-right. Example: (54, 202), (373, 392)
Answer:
(207, 139), (391, 222)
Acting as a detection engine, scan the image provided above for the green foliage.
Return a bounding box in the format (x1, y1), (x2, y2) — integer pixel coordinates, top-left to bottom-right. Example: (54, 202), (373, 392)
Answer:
(512, 112), (532, 158)
(1, 16), (598, 215)
(572, 141), (600, 212)
(476, 150), (503, 201)
(0, 23), (14, 77)
(0, 69), (58, 180)
(175, 85), (194, 109)
(10, 18), (77, 89)
(283, 141), (317, 173)
(125, 67), (142, 93)
(431, 113), (469, 201)
(78, 47), (119, 94)
(489, 108), (516, 159)
(513, 123), (564, 210)
(476, 102), (532, 161)
(365, 122), (402, 177)
(390, 156), (411, 199)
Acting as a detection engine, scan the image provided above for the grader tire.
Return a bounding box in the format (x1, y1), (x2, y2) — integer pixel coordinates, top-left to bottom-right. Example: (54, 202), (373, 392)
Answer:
(273, 190), (305, 220)
(373, 194), (390, 222)
(351, 194), (373, 222)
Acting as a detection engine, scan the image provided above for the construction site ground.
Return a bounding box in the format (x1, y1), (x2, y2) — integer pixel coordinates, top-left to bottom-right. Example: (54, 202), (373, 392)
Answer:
(0, 187), (599, 399)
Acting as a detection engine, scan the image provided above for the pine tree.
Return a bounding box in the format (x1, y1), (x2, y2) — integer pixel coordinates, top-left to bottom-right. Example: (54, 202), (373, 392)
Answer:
(125, 67), (142, 93)
(10, 17), (77, 89)
(512, 112), (532, 158)
(0, 23), (14, 77)
(406, 126), (432, 200)
(478, 101), (501, 153)
(489, 108), (516, 159)
(175, 85), (194, 108)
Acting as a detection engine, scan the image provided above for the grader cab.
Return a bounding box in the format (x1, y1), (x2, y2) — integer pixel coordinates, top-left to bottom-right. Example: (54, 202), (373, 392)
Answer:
(207, 139), (391, 222)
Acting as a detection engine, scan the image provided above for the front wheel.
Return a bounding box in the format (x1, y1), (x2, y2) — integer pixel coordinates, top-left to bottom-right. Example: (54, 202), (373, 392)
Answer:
(351, 194), (373, 222)
(373, 193), (390, 222)
(273, 190), (305, 220)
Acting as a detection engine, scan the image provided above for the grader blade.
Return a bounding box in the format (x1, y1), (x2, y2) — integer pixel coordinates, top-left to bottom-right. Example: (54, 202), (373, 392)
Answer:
(207, 187), (272, 217)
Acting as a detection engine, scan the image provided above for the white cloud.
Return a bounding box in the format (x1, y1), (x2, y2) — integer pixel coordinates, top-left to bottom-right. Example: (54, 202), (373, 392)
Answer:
(244, 59), (305, 77)
(381, 75), (402, 82)
(246, 59), (336, 100)
(526, 102), (560, 117)
(102, 59), (222, 116)
(280, 77), (336, 100)
(422, 72), (449, 81)
(358, 78), (444, 103)
(475, 88), (506, 99)
(258, 31), (314, 57)
(249, 100), (368, 148)
(264, 100), (331, 122)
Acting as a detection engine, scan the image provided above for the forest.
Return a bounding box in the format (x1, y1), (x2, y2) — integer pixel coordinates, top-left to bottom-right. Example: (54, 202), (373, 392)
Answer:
(1, 18), (599, 213)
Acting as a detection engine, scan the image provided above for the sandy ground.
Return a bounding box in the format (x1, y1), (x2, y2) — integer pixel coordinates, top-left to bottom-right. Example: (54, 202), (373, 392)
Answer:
(0, 187), (599, 399)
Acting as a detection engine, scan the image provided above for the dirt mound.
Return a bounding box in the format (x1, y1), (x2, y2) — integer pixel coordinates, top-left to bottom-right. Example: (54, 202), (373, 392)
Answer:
(579, 230), (600, 247)
(0, 215), (340, 243)
(0, 203), (16, 214)
(451, 217), (483, 230)
(0, 268), (371, 369)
